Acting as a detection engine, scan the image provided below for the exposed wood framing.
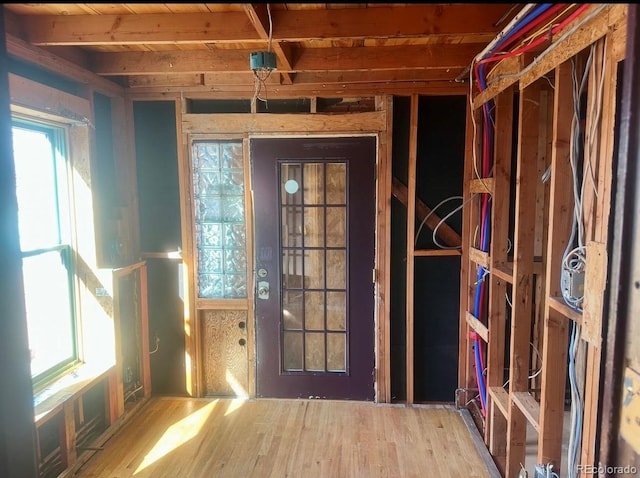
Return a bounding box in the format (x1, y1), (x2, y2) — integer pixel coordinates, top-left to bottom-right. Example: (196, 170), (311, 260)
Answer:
(139, 264), (151, 398)
(124, 82), (468, 98)
(519, 4), (626, 90)
(126, 69), (466, 89)
(538, 61), (573, 469)
(484, 86), (514, 475)
(177, 106), (389, 399)
(5, 33), (123, 97)
(405, 94), (419, 405)
(92, 44), (484, 76)
(20, 5), (507, 46)
(176, 95), (199, 397)
(458, 99), (478, 404)
(242, 4), (293, 85)
(243, 136), (256, 399)
(391, 177), (461, 249)
(123, 98), (141, 260)
(376, 95), (393, 403)
(110, 95), (138, 265)
(505, 81), (541, 478)
(60, 400), (76, 468)
(469, 247), (490, 270)
(471, 4), (626, 108)
(466, 312), (489, 343)
(112, 263), (146, 415)
(9, 73), (91, 121)
(579, 26), (624, 475)
(182, 111), (385, 135)
(414, 249), (461, 258)
(466, 8), (627, 475)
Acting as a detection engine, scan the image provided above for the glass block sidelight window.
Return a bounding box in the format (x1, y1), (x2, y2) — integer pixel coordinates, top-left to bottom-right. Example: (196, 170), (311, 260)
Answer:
(192, 141), (247, 298)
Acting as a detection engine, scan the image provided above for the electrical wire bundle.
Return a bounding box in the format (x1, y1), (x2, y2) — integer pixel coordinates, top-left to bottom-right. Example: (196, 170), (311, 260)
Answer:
(563, 40), (605, 478)
(252, 3), (275, 106)
(467, 3), (592, 422)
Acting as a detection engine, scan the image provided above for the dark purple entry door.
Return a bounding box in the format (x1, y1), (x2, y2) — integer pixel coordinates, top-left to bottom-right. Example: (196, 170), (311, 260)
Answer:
(251, 137), (376, 400)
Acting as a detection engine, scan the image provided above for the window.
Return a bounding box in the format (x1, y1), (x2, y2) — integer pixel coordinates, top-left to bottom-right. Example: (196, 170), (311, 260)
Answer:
(192, 141), (248, 299)
(12, 117), (79, 386)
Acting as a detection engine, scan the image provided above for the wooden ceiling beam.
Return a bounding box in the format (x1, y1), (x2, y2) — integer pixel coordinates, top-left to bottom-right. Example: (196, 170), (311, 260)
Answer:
(19, 4), (510, 46)
(242, 4), (293, 85)
(20, 11), (261, 45)
(123, 81), (467, 98)
(91, 43), (484, 76)
(5, 33), (124, 97)
(126, 69), (465, 88)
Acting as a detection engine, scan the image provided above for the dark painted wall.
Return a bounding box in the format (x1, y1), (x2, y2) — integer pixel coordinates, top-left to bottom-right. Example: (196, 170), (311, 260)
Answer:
(390, 96), (410, 402)
(0, 9), (39, 476)
(390, 95), (466, 403)
(134, 101), (181, 253)
(133, 101), (186, 395)
(93, 92), (121, 267)
(414, 96), (465, 402)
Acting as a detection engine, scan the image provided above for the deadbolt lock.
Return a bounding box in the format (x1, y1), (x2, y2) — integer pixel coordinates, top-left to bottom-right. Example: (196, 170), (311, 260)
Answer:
(257, 280), (270, 300)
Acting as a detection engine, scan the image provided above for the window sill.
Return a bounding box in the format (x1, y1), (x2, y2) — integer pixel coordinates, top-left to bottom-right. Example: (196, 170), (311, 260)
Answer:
(33, 360), (114, 425)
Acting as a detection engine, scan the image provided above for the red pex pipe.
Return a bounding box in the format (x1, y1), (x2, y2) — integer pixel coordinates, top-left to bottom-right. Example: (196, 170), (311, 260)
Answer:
(477, 4), (591, 72)
(477, 4), (568, 69)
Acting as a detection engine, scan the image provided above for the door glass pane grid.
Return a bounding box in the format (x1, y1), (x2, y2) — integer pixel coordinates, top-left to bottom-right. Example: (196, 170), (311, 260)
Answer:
(192, 141), (247, 298)
(280, 161), (348, 373)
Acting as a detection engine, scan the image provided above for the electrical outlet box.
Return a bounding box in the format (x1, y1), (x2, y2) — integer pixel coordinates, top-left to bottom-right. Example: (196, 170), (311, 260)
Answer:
(250, 51), (277, 71)
(534, 463), (555, 478)
(621, 367), (640, 454)
(534, 465), (547, 478)
(561, 268), (585, 301)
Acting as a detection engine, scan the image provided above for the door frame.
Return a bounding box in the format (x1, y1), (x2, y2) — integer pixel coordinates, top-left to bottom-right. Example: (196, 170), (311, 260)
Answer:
(250, 135), (377, 400)
(176, 102), (392, 402)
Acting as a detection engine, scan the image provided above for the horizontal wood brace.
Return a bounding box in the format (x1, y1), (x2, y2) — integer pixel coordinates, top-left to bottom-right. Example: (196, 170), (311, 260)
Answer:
(466, 312), (489, 343)
(511, 391), (540, 433)
(469, 177), (494, 194)
(488, 387), (509, 418)
(469, 247), (490, 269)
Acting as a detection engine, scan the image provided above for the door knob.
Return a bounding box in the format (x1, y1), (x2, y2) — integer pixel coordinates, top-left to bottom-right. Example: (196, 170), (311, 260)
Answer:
(257, 280), (270, 300)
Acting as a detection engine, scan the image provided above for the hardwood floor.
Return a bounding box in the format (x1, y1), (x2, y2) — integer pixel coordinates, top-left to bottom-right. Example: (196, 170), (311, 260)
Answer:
(76, 397), (495, 478)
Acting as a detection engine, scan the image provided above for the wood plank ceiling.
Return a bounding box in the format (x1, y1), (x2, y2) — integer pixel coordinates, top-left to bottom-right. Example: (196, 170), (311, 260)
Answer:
(3, 3), (518, 96)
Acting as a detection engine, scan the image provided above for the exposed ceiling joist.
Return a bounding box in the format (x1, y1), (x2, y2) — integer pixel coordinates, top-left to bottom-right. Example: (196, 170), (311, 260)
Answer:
(3, 3), (518, 93)
(125, 68), (467, 89)
(17, 5), (508, 46)
(242, 4), (294, 84)
(92, 43), (484, 76)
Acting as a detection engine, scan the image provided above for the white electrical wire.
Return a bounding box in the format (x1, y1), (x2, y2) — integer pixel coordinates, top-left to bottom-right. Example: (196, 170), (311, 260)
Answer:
(413, 196), (464, 246)
(583, 36), (607, 201)
(565, 44), (598, 478)
(561, 47), (593, 313)
(479, 5), (608, 91)
(267, 3), (273, 53)
(501, 342), (543, 389)
(253, 4), (275, 105)
(432, 197), (468, 250)
(568, 320), (583, 478)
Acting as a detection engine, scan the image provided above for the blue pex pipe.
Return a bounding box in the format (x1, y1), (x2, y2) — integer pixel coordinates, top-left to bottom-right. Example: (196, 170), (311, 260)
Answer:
(474, 335), (487, 413)
(477, 4), (553, 91)
(470, 4), (557, 416)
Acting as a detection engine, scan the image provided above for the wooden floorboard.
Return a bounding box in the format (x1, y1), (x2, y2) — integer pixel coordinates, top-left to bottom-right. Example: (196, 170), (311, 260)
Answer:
(75, 397), (494, 478)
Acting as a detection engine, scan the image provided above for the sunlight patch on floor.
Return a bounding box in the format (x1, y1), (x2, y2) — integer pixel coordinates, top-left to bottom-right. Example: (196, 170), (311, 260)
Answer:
(224, 397), (247, 417)
(133, 399), (218, 474)
(226, 369), (248, 399)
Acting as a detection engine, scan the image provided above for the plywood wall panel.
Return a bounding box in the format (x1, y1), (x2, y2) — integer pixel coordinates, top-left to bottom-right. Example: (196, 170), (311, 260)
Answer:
(201, 310), (249, 397)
